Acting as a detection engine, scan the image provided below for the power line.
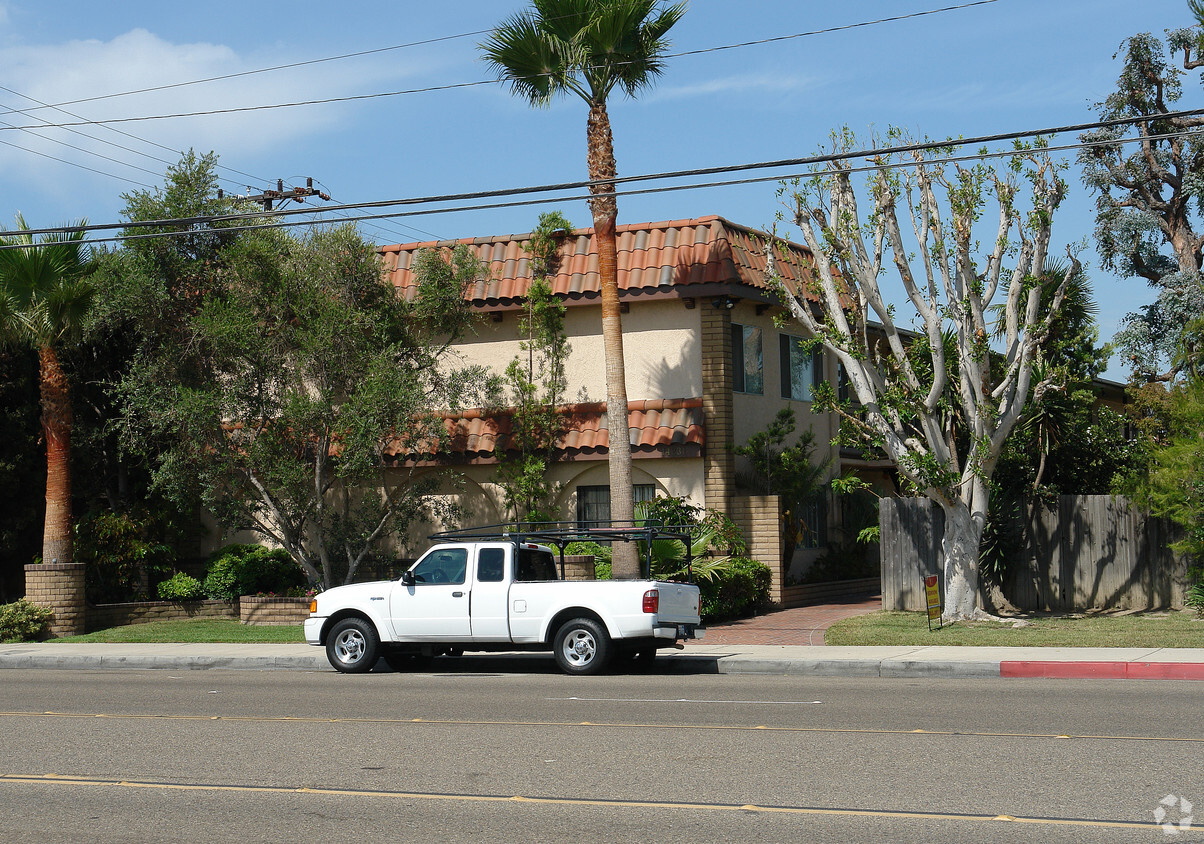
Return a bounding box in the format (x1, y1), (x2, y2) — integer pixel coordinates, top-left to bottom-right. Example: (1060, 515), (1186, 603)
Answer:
(0, 2), (999, 121)
(0, 31), (496, 118)
(16, 106), (1203, 240)
(9, 112), (1197, 250)
(0, 84), (274, 194)
(0, 1), (1003, 133)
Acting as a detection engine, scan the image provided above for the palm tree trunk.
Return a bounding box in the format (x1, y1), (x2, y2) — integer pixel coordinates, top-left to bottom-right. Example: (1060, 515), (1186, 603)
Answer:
(39, 345), (73, 565)
(587, 101), (638, 579)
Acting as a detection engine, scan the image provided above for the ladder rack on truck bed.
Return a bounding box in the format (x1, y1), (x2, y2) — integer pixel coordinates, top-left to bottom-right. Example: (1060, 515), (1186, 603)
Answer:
(428, 521), (699, 582)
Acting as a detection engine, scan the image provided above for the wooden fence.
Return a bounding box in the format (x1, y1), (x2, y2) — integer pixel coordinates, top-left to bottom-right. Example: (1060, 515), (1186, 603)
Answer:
(880, 495), (1189, 612)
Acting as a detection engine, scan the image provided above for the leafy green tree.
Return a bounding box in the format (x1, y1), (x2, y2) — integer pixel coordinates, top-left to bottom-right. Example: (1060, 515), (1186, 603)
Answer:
(0, 215), (94, 568)
(496, 213), (573, 523)
(482, 0), (685, 579)
(1079, 8), (1204, 381)
(1134, 378), (1204, 567)
(777, 132), (1076, 621)
(118, 221), (490, 588)
(734, 408), (831, 563)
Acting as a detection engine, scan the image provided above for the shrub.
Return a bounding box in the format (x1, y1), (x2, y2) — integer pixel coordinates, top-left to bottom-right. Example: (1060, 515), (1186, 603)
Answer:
(77, 510), (175, 604)
(0, 599), (53, 642)
(157, 572), (205, 602)
(1188, 565), (1204, 616)
(203, 544), (306, 601)
(698, 557), (771, 622)
(564, 541), (612, 580)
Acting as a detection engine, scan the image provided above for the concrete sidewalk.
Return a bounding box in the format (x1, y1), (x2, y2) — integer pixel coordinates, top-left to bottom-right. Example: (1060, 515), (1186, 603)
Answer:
(2, 641), (1203, 680)
(3, 595), (1202, 679)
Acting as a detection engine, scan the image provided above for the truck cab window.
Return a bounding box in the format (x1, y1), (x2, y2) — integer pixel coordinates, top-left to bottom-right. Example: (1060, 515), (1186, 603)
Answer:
(477, 548), (505, 582)
(515, 548), (557, 581)
(411, 549), (467, 584)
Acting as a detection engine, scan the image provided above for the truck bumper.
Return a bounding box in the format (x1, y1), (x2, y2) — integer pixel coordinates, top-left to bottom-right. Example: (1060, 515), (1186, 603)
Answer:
(304, 616), (325, 645)
(654, 623), (705, 640)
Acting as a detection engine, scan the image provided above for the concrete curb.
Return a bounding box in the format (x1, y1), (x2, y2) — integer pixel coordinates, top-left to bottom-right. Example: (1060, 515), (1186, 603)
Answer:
(3, 643), (1204, 680)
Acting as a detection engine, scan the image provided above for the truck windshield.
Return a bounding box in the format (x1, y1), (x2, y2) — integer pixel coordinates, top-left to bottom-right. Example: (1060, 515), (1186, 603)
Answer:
(515, 548), (557, 581)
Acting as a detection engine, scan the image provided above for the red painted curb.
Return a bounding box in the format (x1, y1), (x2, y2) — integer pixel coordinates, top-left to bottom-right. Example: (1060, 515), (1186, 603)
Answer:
(1000, 661), (1204, 681)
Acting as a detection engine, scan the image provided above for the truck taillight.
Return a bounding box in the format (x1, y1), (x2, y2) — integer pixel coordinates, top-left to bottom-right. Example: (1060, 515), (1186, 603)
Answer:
(642, 589), (659, 614)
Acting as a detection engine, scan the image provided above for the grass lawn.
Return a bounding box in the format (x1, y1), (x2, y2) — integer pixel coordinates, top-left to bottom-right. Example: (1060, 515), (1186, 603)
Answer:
(825, 610), (1204, 648)
(48, 619), (305, 644)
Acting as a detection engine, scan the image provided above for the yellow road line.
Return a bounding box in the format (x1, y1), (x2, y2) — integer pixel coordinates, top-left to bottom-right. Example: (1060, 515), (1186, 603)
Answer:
(1, 709), (1200, 744)
(0, 773), (1155, 831)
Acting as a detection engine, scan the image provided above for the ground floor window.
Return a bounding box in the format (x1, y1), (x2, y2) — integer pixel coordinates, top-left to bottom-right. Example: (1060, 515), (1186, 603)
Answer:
(576, 483), (656, 529)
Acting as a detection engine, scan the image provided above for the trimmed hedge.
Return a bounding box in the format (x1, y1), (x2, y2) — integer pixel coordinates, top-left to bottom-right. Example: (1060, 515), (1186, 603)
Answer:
(203, 545), (306, 602)
(698, 557), (772, 622)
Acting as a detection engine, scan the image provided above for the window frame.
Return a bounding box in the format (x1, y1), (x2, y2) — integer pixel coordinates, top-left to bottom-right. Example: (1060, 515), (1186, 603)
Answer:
(731, 322), (764, 395)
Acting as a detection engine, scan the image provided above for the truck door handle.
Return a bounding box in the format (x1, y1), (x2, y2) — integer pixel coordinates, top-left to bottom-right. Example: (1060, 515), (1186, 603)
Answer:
(452, 591), (464, 598)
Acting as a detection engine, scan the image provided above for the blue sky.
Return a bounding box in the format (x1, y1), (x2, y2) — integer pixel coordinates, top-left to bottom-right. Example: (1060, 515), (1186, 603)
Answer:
(0, 0), (1197, 380)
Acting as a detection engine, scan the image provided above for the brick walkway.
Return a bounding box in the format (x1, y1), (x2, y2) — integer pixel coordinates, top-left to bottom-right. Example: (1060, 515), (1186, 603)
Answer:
(700, 593), (882, 646)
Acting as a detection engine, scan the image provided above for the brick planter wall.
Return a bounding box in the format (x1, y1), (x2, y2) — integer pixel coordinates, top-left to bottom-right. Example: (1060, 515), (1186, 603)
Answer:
(562, 555), (596, 581)
(23, 562), (86, 637)
(88, 600), (236, 632)
(780, 577), (881, 609)
(239, 596), (310, 625)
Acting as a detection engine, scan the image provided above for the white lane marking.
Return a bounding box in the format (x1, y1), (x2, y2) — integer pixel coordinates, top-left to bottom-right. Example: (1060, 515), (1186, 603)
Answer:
(552, 697), (822, 705)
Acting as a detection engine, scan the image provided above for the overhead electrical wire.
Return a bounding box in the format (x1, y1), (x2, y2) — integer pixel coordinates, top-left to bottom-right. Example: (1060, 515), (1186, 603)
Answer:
(0, 1), (998, 122)
(7, 111), (1195, 250)
(0, 1), (1002, 133)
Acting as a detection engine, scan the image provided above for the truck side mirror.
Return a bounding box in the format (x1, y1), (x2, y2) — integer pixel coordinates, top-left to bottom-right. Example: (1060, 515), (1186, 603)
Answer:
(401, 570), (415, 586)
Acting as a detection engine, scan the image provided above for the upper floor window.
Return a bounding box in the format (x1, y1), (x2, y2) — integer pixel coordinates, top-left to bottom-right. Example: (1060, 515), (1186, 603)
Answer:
(731, 323), (763, 394)
(780, 334), (822, 401)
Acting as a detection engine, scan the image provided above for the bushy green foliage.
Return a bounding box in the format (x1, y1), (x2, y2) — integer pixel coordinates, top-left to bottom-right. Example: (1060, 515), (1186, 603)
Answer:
(76, 509), (175, 604)
(203, 544), (305, 602)
(564, 541), (612, 579)
(156, 571), (204, 602)
(0, 599), (53, 642)
(698, 557), (771, 622)
(1187, 566), (1204, 615)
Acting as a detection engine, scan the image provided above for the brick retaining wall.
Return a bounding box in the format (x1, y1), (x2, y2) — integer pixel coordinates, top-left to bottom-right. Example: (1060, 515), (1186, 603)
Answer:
(780, 577), (881, 608)
(239, 596), (311, 625)
(24, 563), (86, 637)
(88, 600), (236, 632)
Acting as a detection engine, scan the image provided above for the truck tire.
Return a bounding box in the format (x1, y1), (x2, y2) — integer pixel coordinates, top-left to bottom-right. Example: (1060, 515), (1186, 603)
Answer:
(326, 617), (380, 673)
(553, 617), (611, 676)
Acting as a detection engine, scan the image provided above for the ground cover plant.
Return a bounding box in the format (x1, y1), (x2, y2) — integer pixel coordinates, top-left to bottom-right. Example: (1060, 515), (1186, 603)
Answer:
(825, 610), (1204, 648)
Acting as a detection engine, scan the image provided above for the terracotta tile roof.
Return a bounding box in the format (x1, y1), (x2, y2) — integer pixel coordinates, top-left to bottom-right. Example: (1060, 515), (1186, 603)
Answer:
(385, 397), (704, 466)
(379, 216), (826, 307)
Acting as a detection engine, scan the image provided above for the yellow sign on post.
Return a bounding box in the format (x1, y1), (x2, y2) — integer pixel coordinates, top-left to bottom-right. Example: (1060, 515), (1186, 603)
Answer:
(924, 574), (942, 631)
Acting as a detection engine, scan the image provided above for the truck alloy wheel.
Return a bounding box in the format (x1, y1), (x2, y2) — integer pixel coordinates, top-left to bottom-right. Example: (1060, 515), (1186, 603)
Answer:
(327, 617), (380, 673)
(553, 618), (611, 675)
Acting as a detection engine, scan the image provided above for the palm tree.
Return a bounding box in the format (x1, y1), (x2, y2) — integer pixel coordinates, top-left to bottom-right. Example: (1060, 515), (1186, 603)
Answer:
(482, 0), (685, 579)
(0, 215), (93, 566)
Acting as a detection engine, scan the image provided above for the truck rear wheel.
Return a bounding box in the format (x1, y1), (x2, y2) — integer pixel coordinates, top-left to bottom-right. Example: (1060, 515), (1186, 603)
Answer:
(326, 617), (380, 673)
(553, 617), (611, 676)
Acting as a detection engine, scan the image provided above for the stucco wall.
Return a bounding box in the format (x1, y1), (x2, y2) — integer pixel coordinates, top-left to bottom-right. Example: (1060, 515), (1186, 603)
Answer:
(725, 302), (841, 481)
(452, 299), (703, 402)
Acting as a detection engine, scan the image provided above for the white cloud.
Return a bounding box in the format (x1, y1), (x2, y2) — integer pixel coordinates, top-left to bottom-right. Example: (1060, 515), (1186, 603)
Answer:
(649, 72), (816, 102)
(0, 27), (416, 211)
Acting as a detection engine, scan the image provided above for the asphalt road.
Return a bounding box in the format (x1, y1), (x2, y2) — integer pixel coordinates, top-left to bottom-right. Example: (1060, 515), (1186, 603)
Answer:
(1, 667), (1201, 842)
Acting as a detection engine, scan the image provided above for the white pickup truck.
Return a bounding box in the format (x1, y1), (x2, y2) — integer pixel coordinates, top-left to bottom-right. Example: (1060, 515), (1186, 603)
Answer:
(305, 529), (705, 676)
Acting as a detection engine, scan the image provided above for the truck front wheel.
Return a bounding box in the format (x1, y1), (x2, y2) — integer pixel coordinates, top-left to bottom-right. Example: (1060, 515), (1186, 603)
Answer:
(326, 617), (380, 673)
(553, 618), (611, 675)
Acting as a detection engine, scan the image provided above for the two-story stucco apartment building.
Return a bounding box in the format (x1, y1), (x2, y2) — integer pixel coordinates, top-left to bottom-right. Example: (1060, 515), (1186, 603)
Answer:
(379, 215), (891, 591)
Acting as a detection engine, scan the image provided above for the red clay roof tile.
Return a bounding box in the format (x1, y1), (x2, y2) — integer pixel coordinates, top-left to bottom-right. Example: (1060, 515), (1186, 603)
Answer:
(385, 397), (704, 466)
(379, 216), (828, 307)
